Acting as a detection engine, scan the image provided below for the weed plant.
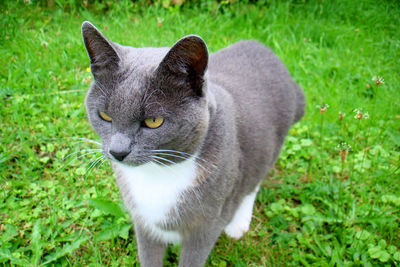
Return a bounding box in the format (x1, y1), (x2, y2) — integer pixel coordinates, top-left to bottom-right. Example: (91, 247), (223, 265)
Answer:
(1, 0), (399, 266)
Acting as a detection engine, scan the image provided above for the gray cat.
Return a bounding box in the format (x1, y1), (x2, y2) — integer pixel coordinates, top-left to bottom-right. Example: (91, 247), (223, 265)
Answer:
(82, 21), (305, 266)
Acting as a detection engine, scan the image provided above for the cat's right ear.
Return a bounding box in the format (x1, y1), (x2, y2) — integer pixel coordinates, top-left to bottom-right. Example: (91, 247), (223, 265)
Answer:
(157, 35), (208, 97)
(81, 21), (120, 75)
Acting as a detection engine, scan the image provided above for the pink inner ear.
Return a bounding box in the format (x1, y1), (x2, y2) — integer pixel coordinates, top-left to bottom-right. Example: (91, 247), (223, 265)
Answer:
(190, 47), (208, 75)
(169, 36), (208, 76)
(155, 35), (209, 97)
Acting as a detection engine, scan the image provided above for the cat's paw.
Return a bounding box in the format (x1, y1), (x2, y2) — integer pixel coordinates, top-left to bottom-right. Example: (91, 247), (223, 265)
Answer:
(224, 217), (251, 239)
(224, 189), (259, 239)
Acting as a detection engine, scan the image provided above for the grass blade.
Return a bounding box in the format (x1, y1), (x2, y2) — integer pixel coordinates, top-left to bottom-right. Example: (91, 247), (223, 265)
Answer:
(41, 236), (89, 266)
(31, 219), (43, 265)
(0, 248), (29, 266)
(89, 198), (126, 218)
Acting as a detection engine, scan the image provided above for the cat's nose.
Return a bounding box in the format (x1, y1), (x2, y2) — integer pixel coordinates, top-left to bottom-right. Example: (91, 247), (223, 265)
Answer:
(109, 149), (130, 161)
(109, 132), (131, 161)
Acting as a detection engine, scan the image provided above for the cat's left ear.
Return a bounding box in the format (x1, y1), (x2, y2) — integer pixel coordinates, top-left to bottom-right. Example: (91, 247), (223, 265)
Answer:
(157, 35), (208, 97)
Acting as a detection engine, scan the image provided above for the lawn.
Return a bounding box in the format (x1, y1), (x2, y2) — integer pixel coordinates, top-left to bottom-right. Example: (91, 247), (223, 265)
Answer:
(1, 0), (399, 266)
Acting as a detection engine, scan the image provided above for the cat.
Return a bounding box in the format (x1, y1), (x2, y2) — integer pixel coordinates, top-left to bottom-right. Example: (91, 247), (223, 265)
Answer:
(82, 21), (305, 266)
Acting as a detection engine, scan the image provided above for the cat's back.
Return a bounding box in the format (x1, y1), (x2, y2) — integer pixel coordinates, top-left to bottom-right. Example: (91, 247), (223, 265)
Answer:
(208, 40), (304, 126)
(208, 40), (304, 168)
(208, 40), (284, 83)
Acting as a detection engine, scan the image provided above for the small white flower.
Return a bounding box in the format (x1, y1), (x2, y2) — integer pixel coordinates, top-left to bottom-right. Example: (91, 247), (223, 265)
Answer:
(336, 142), (352, 151)
(316, 104), (329, 113)
(353, 108), (369, 120)
(372, 76), (384, 86)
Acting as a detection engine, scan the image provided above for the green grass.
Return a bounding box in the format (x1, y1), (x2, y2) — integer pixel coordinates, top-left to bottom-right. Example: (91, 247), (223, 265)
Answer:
(1, 0), (400, 266)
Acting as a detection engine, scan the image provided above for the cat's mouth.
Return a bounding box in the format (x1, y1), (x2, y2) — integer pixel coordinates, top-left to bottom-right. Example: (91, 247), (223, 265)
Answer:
(107, 152), (150, 167)
(106, 148), (189, 167)
(103, 147), (147, 166)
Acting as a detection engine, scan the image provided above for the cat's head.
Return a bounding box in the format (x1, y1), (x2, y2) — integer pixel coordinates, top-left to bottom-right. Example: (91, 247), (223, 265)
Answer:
(82, 21), (210, 166)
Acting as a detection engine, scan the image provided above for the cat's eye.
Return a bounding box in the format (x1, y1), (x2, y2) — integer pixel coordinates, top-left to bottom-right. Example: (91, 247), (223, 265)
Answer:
(143, 117), (164, 129)
(99, 111), (112, 122)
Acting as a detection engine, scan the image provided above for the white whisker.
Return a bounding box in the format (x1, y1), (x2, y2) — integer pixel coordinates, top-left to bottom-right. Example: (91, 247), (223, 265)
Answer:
(151, 157), (172, 169)
(97, 157), (108, 169)
(64, 148), (102, 161)
(152, 149), (210, 164)
(152, 149), (194, 157)
(61, 151), (103, 171)
(152, 155), (176, 165)
(153, 151), (211, 175)
(66, 151), (103, 167)
(85, 155), (106, 176)
(151, 149), (217, 178)
(153, 152), (190, 161)
(63, 137), (102, 146)
(55, 149), (103, 174)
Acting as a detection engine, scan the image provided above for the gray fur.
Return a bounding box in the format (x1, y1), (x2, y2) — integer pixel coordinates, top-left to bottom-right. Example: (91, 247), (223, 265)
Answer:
(82, 21), (305, 266)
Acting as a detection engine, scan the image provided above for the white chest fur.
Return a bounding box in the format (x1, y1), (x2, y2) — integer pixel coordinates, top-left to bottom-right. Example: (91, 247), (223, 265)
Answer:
(117, 157), (198, 244)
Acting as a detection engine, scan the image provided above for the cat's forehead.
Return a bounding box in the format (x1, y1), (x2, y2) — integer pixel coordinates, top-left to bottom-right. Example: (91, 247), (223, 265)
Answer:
(98, 45), (194, 118)
(109, 46), (168, 98)
(122, 46), (169, 71)
(108, 73), (153, 117)
(107, 54), (169, 117)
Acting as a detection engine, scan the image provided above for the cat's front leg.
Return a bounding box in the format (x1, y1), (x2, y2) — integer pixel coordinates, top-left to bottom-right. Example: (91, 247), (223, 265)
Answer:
(178, 225), (223, 267)
(134, 224), (167, 267)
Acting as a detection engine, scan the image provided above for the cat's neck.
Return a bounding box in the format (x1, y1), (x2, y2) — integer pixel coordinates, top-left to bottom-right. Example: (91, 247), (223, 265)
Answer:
(196, 79), (238, 176)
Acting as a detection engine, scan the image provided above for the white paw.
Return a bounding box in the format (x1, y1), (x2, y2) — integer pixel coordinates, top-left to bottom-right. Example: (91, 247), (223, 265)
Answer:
(224, 188), (259, 239)
(224, 217), (251, 239)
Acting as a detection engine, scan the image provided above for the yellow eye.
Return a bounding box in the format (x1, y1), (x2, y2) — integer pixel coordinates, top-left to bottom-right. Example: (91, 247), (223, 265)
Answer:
(144, 117), (164, 129)
(99, 111), (112, 122)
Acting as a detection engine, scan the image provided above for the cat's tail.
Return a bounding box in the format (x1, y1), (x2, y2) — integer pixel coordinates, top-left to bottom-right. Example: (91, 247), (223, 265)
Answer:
(293, 85), (306, 123)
